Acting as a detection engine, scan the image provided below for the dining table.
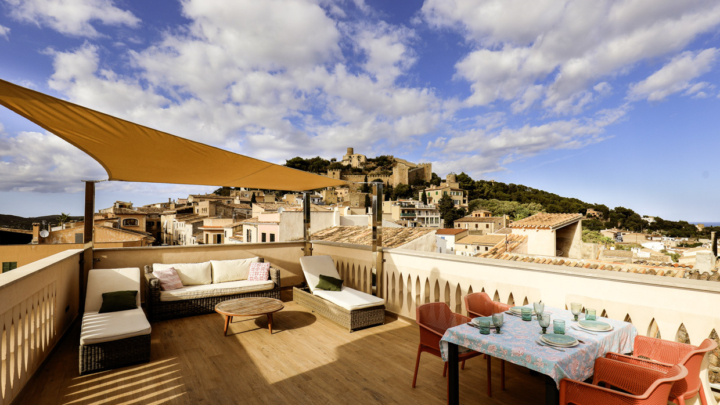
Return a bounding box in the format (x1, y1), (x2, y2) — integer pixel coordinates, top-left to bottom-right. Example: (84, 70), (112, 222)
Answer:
(439, 306), (638, 405)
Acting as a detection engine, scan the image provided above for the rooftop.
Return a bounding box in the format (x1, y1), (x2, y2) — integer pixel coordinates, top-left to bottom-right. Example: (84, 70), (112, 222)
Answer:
(456, 234), (507, 246)
(0, 227), (32, 234)
(435, 228), (467, 235)
(509, 213), (582, 229)
(454, 216), (503, 223)
(307, 226), (435, 248)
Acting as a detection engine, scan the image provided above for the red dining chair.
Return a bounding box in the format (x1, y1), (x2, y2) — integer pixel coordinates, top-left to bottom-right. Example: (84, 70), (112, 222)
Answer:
(463, 292), (510, 396)
(559, 358), (688, 405)
(412, 302), (482, 401)
(605, 337), (717, 405)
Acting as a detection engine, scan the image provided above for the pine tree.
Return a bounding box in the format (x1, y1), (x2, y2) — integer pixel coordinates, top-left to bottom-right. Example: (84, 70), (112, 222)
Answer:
(421, 190), (428, 205)
(251, 193), (257, 204)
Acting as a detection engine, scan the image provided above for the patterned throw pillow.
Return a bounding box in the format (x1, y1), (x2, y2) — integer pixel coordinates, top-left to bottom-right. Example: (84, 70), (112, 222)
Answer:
(153, 267), (184, 291)
(248, 262), (270, 281)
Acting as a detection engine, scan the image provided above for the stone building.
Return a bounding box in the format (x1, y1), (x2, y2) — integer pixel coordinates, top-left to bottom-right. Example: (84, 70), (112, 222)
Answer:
(341, 147), (367, 168)
(328, 147), (432, 188)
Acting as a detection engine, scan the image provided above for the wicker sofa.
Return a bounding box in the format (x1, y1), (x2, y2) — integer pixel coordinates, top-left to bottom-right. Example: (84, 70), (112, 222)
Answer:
(295, 256), (385, 332)
(144, 257), (280, 321)
(80, 268), (151, 375)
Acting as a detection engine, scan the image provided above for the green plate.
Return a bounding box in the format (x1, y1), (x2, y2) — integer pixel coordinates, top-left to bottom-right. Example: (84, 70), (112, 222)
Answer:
(541, 334), (578, 347)
(579, 320), (611, 331)
(510, 306), (536, 315)
(471, 317), (497, 328)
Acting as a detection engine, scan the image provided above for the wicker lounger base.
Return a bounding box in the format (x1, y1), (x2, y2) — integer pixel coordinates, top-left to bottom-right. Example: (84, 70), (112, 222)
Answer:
(148, 289), (281, 321)
(293, 287), (385, 332)
(80, 334), (151, 375)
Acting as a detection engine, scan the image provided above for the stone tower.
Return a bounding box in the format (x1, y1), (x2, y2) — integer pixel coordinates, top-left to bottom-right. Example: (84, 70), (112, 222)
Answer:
(418, 162), (432, 182)
(327, 169), (342, 180)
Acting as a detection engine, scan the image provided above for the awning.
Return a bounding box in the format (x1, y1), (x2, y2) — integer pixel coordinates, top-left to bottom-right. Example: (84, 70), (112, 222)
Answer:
(0, 79), (346, 191)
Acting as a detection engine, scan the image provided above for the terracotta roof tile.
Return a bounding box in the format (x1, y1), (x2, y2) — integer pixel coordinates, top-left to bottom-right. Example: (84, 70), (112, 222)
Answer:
(306, 226), (435, 249)
(509, 213), (582, 229)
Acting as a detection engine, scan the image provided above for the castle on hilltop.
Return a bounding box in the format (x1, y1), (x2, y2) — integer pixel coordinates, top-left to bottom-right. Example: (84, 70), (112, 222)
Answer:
(326, 147), (432, 190)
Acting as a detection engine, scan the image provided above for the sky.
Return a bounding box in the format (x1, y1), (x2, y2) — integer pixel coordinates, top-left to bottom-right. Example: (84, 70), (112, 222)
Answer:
(0, 0), (719, 222)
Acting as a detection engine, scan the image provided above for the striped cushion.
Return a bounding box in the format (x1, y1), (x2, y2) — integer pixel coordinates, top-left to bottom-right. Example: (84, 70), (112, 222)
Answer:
(153, 267), (184, 291)
(248, 262), (270, 281)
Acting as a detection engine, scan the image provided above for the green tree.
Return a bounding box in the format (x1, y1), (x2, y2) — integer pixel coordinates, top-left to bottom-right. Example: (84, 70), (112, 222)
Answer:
(361, 175), (370, 193)
(57, 213), (71, 228)
(392, 183), (413, 200)
(430, 173), (441, 186)
(364, 193), (371, 208)
(421, 189), (428, 204)
(251, 193), (257, 204)
(438, 194), (463, 227)
(213, 186), (233, 196)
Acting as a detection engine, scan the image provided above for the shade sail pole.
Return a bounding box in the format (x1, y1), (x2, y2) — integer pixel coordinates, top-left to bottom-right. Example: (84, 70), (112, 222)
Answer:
(303, 192), (312, 256)
(371, 183), (383, 298)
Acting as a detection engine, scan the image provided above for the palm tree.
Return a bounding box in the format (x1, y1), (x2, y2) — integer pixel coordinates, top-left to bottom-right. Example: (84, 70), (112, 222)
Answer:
(57, 212), (71, 229)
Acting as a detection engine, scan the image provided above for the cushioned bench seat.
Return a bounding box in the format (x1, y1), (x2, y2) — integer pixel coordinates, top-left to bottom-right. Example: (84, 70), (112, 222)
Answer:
(159, 279), (275, 302)
(80, 308), (151, 345)
(313, 287), (385, 311)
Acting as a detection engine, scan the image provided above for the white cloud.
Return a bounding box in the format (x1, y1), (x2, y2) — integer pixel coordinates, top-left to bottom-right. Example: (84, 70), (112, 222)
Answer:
(4, 0), (140, 38)
(352, 22), (417, 85)
(628, 48), (718, 101)
(424, 0), (720, 114)
(0, 24), (9, 39)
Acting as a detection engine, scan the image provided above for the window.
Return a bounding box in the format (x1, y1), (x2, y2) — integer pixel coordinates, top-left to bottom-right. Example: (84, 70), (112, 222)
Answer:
(2, 262), (17, 273)
(486, 224), (489, 228)
(475, 224), (478, 229)
(215, 234), (222, 244)
(122, 218), (139, 226)
(485, 247), (489, 251)
(262, 233), (267, 242)
(246, 229), (251, 243)
(270, 234), (275, 242)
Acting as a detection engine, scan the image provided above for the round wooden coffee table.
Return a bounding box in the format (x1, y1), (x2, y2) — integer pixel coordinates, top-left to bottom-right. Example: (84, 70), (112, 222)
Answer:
(215, 297), (284, 336)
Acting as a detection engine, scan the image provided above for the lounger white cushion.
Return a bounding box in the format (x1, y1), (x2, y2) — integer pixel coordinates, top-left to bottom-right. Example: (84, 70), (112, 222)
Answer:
(299, 255), (341, 293)
(313, 287), (385, 311)
(84, 268), (143, 313)
(210, 257), (260, 284)
(80, 308), (151, 345)
(153, 262), (212, 286)
(159, 279), (275, 302)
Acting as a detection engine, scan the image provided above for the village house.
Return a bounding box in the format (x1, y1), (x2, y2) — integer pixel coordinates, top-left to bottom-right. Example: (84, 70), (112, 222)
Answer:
(435, 228), (468, 254)
(454, 215), (506, 234)
(509, 213), (583, 259)
(420, 174), (468, 208)
(455, 234), (508, 256)
(382, 200), (441, 228)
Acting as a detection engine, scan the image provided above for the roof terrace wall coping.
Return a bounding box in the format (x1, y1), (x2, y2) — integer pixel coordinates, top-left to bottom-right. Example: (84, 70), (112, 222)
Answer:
(94, 241), (305, 252)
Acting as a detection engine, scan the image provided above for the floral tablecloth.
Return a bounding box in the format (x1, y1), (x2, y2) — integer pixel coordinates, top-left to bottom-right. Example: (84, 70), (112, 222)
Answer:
(440, 306), (637, 387)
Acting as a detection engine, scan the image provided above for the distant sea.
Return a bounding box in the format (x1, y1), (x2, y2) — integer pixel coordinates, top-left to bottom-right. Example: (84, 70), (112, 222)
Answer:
(692, 222), (720, 227)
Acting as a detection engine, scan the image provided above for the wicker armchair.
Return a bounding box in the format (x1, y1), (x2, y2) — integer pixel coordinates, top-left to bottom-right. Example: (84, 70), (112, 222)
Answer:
(605, 337), (717, 405)
(559, 358), (687, 405)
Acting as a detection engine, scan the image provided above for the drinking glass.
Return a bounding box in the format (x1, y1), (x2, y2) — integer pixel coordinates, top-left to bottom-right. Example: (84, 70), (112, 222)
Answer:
(479, 318), (491, 335)
(571, 303), (582, 321)
(553, 319), (565, 335)
(533, 301), (545, 316)
(586, 309), (597, 321)
(492, 313), (504, 334)
(521, 307), (532, 321)
(538, 313), (551, 334)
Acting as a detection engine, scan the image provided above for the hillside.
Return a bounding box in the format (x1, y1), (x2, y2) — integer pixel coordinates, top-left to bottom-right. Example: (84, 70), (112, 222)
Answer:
(0, 214), (84, 230)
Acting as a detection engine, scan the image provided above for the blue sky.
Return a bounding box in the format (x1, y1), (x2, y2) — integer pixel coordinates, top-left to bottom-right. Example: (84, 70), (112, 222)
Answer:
(0, 0), (719, 222)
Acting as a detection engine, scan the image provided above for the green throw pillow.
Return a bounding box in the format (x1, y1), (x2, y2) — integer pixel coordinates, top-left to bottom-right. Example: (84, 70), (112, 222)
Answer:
(98, 290), (138, 313)
(315, 275), (343, 291)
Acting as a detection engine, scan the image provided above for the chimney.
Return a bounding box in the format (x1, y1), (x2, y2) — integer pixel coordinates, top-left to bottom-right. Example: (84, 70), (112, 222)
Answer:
(712, 231), (717, 257)
(32, 222), (40, 244)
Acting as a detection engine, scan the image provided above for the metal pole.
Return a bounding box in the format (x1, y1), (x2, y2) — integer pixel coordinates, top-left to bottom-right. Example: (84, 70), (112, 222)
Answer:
(303, 192), (312, 256)
(81, 180), (103, 313)
(371, 183), (383, 298)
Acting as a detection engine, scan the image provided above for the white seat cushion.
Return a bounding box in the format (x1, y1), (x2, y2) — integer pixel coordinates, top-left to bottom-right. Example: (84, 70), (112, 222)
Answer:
(80, 308), (151, 345)
(85, 268), (142, 313)
(211, 257), (260, 283)
(299, 256), (341, 293)
(159, 279), (275, 302)
(153, 262), (212, 286)
(313, 287), (384, 311)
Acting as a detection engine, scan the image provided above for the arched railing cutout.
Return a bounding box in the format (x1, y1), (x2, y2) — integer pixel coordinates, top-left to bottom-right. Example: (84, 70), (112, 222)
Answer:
(454, 284), (462, 314)
(433, 280), (440, 303)
(398, 273), (404, 311)
(507, 293), (515, 306)
(423, 279), (430, 304)
(675, 323), (690, 344)
(647, 318), (661, 339)
(493, 290), (500, 302)
(444, 282), (451, 307)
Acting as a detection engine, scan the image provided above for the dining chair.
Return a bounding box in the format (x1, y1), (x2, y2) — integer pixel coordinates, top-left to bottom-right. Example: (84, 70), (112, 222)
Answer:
(559, 358), (688, 405)
(412, 302), (482, 401)
(605, 337), (717, 405)
(463, 292), (510, 396)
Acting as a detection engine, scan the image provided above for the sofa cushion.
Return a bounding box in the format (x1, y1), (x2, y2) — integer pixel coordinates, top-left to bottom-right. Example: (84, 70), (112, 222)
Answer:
(211, 257), (261, 284)
(313, 287), (384, 311)
(299, 256), (341, 293)
(85, 268), (142, 313)
(248, 262), (270, 281)
(159, 279), (274, 302)
(154, 262), (212, 286)
(153, 267), (184, 291)
(80, 308), (151, 345)
(99, 290), (138, 313)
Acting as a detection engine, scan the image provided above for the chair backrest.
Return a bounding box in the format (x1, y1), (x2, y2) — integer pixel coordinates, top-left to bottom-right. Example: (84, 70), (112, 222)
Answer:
(85, 268), (141, 313)
(299, 255), (341, 293)
(416, 302), (456, 350)
(644, 364), (688, 404)
(463, 292), (509, 317)
(676, 338), (718, 396)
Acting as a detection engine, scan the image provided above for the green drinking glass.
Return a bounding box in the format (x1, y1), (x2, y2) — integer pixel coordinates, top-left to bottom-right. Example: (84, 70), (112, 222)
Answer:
(571, 303), (582, 321)
(553, 319), (565, 335)
(533, 301), (545, 316)
(492, 313), (504, 334)
(586, 309), (597, 321)
(479, 319), (491, 335)
(521, 307), (532, 321)
(537, 313), (551, 334)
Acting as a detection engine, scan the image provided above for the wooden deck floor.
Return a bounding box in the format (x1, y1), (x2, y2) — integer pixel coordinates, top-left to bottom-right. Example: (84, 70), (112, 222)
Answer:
(16, 293), (547, 405)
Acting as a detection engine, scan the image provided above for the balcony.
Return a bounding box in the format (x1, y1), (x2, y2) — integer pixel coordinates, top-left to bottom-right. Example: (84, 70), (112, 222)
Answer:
(2, 241), (719, 405)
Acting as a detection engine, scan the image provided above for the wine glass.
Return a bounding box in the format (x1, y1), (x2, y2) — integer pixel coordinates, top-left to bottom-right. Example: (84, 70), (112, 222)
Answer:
(492, 313), (504, 334)
(571, 303), (582, 321)
(537, 313), (551, 334)
(533, 301), (545, 316)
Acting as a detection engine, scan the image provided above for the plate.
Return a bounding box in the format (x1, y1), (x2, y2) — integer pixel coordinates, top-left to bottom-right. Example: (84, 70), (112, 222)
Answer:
(510, 306), (536, 315)
(577, 322), (614, 333)
(541, 334), (578, 347)
(471, 317), (497, 329)
(578, 320), (611, 331)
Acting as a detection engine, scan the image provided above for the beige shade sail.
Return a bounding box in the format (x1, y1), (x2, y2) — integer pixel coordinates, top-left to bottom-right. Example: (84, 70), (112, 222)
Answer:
(0, 79), (346, 191)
